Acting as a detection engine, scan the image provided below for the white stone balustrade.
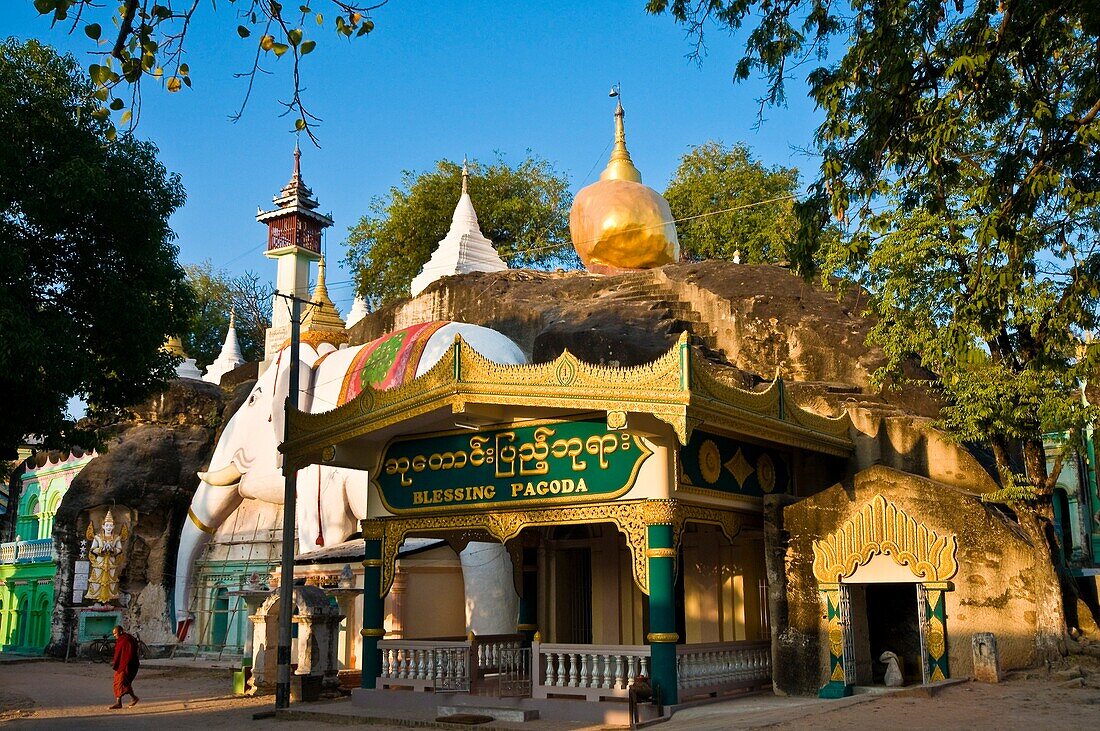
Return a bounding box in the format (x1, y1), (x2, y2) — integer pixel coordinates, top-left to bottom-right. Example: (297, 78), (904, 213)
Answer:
(532, 642), (650, 701)
(377, 639), (471, 691)
(676, 640), (772, 699)
(0, 538), (56, 564)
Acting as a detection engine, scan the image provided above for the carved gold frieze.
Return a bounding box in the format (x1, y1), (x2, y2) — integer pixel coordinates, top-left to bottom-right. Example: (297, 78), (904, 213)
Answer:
(366, 499), (744, 598)
(812, 495), (959, 583)
(282, 333), (853, 472)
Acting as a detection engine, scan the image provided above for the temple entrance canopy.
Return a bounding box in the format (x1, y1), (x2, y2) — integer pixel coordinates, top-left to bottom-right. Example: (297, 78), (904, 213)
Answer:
(281, 332), (852, 706)
(812, 494), (959, 696)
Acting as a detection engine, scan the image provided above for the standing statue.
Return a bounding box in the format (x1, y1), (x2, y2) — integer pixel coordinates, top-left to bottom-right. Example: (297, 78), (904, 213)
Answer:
(86, 510), (128, 604)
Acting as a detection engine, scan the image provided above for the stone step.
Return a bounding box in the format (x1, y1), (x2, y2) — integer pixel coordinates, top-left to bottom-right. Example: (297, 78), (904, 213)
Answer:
(437, 705), (539, 722)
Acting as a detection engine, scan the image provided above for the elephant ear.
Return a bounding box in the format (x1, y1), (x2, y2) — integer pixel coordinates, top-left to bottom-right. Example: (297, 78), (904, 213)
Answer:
(270, 345), (319, 443)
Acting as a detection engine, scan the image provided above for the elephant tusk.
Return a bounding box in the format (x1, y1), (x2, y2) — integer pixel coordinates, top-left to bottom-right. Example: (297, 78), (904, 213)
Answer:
(197, 462), (243, 487)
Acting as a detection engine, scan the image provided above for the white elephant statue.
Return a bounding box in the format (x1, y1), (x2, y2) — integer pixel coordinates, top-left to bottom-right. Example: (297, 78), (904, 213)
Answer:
(173, 321), (526, 637)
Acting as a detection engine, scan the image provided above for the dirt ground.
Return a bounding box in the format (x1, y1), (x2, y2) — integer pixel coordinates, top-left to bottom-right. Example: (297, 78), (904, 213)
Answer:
(3, 658), (1100, 729)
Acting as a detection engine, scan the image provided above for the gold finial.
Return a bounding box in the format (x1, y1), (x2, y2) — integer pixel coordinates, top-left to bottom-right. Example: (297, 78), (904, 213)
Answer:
(461, 156), (469, 195)
(164, 335), (187, 357)
(601, 87), (641, 183)
(301, 255), (347, 335)
(293, 139), (302, 180)
(228, 307), (236, 329)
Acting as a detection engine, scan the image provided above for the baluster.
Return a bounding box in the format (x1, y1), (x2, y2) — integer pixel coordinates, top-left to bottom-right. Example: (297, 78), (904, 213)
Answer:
(626, 655), (637, 687)
(569, 653), (580, 687)
(401, 649), (411, 679)
(382, 648), (392, 678)
(609, 654), (621, 689)
(640, 655), (649, 682)
(579, 653), (590, 688)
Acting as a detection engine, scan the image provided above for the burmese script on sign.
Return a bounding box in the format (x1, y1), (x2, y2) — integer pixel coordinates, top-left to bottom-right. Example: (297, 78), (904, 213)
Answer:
(374, 419), (652, 512)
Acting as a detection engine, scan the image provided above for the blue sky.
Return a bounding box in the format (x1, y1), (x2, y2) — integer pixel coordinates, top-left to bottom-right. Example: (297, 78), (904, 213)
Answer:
(4, 1), (824, 312)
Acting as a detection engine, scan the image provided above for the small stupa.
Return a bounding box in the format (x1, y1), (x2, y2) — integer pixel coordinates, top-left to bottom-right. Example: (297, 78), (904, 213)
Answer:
(164, 336), (203, 380)
(202, 309), (246, 385)
(569, 92), (679, 274)
(409, 159), (508, 297)
(345, 295), (370, 328)
(300, 255), (348, 348)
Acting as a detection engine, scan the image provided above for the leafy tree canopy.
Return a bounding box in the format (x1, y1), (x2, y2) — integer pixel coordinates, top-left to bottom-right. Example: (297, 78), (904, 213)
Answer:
(664, 141), (802, 263)
(346, 155), (576, 308)
(0, 38), (193, 459)
(184, 261), (272, 368)
(649, 1), (1100, 497)
(33, 0), (386, 141)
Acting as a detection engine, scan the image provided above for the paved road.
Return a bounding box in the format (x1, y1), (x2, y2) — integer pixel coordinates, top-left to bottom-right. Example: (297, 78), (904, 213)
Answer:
(5, 658), (1100, 729)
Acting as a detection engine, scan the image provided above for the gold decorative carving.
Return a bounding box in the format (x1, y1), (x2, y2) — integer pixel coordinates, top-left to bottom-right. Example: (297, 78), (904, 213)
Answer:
(646, 548), (677, 559)
(360, 628), (386, 637)
(606, 410), (627, 430)
(282, 333), (854, 468)
(362, 559), (382, 568)
(757, 453), (776, 493)
(361, 519), (385, 541)
(321, 445), (336, 462)
(812, 495), (959, 583)
(646, 632), (679, 643)
(642, 499), (679, 525)
(724, 448), (754, 487)
(699, 439), (721, 483)
(376, 501), (656, 596)
(678, 504), (742, 544)
(926, 617), (946, 660)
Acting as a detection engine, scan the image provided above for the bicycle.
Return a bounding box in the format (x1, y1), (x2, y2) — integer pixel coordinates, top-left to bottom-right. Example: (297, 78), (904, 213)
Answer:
(87, 634), (151, 663)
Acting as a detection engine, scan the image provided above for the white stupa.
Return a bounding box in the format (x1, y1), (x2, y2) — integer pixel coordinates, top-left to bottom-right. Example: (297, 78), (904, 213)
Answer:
(345, 295), (370, 328)
(409, 159), (508, 297)
(203, 309), (246, 385)
(165, 336), (203, 381)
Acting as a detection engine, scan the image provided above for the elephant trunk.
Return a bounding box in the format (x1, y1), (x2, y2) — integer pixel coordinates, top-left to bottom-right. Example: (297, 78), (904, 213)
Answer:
(172, 477), (245, 637)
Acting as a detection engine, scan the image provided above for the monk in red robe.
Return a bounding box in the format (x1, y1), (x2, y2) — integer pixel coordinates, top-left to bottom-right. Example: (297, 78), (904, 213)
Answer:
(109, 625), (140, 709)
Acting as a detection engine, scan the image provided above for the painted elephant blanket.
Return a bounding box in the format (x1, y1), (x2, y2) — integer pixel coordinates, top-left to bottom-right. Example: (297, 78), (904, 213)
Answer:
(338, 321), (449, 404)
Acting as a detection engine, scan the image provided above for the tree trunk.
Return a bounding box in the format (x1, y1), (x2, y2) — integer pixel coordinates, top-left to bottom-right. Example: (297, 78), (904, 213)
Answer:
(1017, 505), (1068, 664)
(1017, 437), (1070, 663)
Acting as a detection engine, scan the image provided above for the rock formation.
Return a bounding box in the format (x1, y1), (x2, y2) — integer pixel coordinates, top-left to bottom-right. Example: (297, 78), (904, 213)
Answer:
(47, 378), (230, 654)
(349, 261), (996, 492)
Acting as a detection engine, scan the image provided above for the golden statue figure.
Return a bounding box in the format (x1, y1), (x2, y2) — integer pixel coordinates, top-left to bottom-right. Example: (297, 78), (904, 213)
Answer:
(85, 510), (128, 604)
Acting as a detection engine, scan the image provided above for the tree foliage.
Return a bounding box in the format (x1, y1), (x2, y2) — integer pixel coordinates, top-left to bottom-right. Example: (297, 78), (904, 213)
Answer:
(184, 261), (272, 368)
(0, 38), (193, 458)
(32, 0), (386, 141)
(649, 1), (1100, 498)
(346, 156), (576, 308)
(664, 141), (801, 263)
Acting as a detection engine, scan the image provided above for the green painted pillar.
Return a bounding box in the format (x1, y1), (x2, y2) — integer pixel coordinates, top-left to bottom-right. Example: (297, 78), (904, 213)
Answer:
(923, 583), (950, 682)
(645, 501), (679, 706)
(360, 521), (385, 689)
(818, 584), (852, 698)
(517, 547), (538, 643)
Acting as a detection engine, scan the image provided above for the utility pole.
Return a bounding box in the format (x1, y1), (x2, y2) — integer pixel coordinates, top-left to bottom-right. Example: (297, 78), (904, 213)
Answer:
(274, 292), (308, 709)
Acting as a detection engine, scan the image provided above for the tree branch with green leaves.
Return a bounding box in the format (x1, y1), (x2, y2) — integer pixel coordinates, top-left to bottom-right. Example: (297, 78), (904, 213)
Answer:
(32, 0), (386, 143)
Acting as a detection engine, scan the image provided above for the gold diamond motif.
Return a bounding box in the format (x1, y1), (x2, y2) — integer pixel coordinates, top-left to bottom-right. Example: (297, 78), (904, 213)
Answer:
(724, 448), (754, 487)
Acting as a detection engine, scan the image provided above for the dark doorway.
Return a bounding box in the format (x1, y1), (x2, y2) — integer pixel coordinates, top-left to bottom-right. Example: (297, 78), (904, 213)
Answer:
(865, 583), (921, 685)
(555, 548), (592, 644)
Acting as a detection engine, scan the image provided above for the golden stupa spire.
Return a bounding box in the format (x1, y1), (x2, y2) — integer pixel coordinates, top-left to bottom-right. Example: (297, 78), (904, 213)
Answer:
(568, 86), (679, 274)
(601, 98), (642, 183)
(301, 255), (347, 334)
